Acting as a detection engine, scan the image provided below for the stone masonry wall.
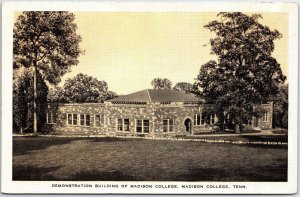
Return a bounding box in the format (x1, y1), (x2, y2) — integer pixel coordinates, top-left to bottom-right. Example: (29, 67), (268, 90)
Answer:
(153, 103), (215, 136)
(44, 103), (155, 136)
(43, 102), (273, 136)
(255, 102), (273, 130)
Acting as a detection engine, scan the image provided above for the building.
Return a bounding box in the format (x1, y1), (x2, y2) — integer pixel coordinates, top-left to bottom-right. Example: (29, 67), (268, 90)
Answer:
(43, 89), (273, 136)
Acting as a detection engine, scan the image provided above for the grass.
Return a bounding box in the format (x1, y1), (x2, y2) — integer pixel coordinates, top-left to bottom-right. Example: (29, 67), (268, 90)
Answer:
(13, 137), (287, 181)
(272, 129), (288, 135)
(181, 135), (288, 143)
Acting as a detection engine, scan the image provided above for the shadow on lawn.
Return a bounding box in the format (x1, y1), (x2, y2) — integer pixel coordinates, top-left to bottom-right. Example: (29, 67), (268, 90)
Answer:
(13, 137), (138, 156)
(13, 137), (83, 156)
(238, 135), (288, 143)
(176, 166), (287, 182)
(13, 165), (60, 180)
(71, 170), (136, 181)
(90, 137), (142, 143)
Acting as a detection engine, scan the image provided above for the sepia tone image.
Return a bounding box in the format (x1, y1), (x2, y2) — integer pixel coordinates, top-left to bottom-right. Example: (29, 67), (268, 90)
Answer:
(12, 10), (288, 182)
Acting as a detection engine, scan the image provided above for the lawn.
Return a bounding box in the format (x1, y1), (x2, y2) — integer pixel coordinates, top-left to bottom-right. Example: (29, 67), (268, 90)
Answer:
(182, 135), (288, 143)
(13, 137), (287, 181)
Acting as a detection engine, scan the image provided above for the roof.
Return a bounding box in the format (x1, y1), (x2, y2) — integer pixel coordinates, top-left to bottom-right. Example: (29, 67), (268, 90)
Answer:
(107, 89), (201, 103)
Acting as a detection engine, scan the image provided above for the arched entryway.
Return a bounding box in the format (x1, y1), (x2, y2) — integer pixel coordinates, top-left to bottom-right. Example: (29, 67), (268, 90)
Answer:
(184, 118), (192, 134)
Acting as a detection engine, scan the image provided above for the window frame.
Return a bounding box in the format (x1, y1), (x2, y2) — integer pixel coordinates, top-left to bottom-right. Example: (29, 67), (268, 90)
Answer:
(46, 112), (55, 124)
(67, 113), (73, 125)
(67, 113), (78, 126)
(135, 119), (150, 134)
(72, 114), (78, 125)
(117, 118), (130, 132)
(262, 112), (269, 122)
(163, 119), (175, 132)
(94, 114), (103, 128)
(194, 114), (205, 126)
(66, 113), (90, 126)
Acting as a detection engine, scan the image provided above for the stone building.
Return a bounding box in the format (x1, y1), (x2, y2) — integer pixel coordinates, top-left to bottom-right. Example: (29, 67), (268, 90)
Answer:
(44, 89), (273, 136)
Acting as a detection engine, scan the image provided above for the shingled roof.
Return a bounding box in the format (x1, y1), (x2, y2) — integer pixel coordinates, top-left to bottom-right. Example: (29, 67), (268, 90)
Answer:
(107, 89), (201, 103)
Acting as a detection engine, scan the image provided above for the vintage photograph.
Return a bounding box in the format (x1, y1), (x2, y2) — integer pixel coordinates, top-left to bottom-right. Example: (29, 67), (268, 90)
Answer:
(2, 1), (298, 194)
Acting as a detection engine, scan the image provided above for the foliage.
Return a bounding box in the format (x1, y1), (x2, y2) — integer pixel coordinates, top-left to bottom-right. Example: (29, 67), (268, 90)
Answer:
(173, 82), (194, 93)
(272, 84), (288, 128)
(47, 87), (65, 103)
(151, 78), (172, 90)
(13, 68), (48, 133)
(107, 91), (118, 100)
(194, 12), (286, 132)
(13, 11), (83, 85)
(51, 73), (111, 103)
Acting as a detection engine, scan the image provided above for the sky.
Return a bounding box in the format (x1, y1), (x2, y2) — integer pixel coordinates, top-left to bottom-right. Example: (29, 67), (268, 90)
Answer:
(30, 12), (290, 95)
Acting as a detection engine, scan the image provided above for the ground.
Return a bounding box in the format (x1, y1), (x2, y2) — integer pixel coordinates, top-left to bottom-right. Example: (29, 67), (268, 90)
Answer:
(13, 136), (287, 181)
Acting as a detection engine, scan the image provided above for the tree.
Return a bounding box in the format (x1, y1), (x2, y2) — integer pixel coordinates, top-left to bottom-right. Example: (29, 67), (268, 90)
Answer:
(194, 12), (286, 133)
(60, 73), (109, 103)
(151, 78), (172, 90)
(13, 68), (48, 133)
(173, 82), (194, 93)
(107, 91), (118, 100)
(47, 86), (65, 103)
(14, 11), (83, 134)
(272, 84), (288, 128)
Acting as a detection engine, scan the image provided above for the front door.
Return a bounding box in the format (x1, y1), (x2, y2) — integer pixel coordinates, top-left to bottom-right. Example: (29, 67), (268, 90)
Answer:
(184, 119), (192, 134)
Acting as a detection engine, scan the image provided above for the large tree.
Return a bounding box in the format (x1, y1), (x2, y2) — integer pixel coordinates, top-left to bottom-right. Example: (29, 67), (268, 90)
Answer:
(151, 78), (172, 90)
(13, 12), (83, 134)
(58, 73), (110, 103)
(194, 12), (286, 133)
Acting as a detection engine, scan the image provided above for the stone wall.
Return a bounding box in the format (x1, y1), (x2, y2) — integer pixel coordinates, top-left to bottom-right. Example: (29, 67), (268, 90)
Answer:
(44, 103), (156, 136)
(43, 102), (273, 136)
(254, 102), (273, 130)
(153, 103), (215, 135)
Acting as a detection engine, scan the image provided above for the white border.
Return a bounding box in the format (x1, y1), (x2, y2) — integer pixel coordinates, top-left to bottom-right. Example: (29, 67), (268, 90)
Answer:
(1, 2), (298, 194)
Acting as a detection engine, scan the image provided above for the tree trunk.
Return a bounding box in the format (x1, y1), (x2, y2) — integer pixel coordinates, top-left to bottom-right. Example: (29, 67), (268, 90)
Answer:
(33, 64), (38, 135)
(234, 122), (240, 133)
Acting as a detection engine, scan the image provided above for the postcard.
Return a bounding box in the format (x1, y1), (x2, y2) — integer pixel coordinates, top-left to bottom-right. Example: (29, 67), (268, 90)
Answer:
(1, 1), (298, 194)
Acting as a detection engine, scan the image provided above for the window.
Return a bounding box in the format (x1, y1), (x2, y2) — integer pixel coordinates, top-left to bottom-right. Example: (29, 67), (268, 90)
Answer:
(194, 114), (201, 126)
(46, 112), (55, 124)
(118, 119), (123, 131)
(163, 119), (174, 132)
(194, 113), (216, 125)
(211, 114), (215, 125)
(80, 114), (91, 126)
(143, 120), (149, 133)
(80, 114), (85, 126)
(136, 120), (142, 133)
(86, 115), (90, 126)
(73, 114), (77, 125)
(163, 120), (168, 132)
(136, 119), (150, 133)
(67, 113), (89, 126)
(262, 112), (268, 122)
(67, 113), (78, 126)
(94, 115), (103, 127)
(169, 119), (174, 132)
(68, 114), (72, 125)
(78, 114), (90, 126)
(124, 119), (129, 131)
(194, 114), (204, 126)
(117, 118), (130, 132)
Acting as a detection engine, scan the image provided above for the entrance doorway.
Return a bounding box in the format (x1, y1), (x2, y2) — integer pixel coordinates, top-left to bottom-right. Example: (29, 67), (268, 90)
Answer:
(184, 118), (192, 134)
